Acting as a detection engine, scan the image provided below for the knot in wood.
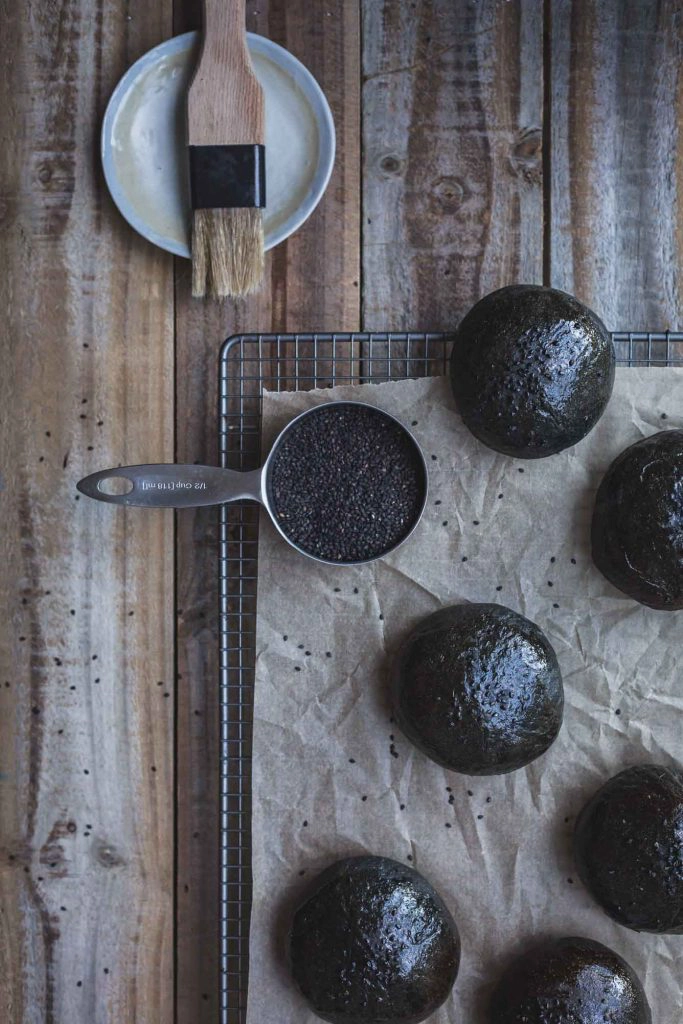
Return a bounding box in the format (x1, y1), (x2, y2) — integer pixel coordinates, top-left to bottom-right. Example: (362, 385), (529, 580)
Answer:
(431, 176), (465, 214)
(509, 128), (542, 184)
(379, 154), (403, 176)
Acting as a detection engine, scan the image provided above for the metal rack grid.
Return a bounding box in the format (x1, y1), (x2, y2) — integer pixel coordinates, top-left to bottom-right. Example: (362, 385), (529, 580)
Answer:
(217, 330), (683, 1023)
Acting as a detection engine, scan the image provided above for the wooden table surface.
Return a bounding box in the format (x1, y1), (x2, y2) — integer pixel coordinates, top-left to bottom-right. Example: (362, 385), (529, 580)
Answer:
(1, 1), (681, 1021)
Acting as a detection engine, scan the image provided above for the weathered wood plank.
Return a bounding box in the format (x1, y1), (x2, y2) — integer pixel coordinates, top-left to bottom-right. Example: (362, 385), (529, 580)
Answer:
(173, 2), (361, 1021)
(550, 0), (683, 328)
(362, 0), (544, 333)
(0, 3), (174, 1022)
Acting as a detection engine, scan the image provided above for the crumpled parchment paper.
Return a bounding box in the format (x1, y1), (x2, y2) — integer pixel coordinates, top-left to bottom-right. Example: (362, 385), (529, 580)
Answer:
(247, 368), (683, 1023)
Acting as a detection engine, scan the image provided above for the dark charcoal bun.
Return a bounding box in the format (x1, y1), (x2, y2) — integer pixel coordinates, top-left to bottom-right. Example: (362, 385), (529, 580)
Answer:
(592, 429), (683, 610)
(450, 285), (615, 458)
(289, 855), (460, 1024)
(392, 604), (563, 776)
(490, 936), (651, 1024)
(574, 764), (683, 933)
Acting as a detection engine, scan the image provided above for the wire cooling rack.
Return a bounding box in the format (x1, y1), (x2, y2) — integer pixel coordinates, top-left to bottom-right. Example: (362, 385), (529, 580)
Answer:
(217, 330), (683, 1023)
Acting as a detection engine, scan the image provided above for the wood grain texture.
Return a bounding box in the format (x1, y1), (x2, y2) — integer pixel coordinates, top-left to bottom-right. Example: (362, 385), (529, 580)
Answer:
(0, 3), (174, 1022)
(188, 0), (265, 144)
(550, 0), (683, 328)
(362, 0), (544, 332)
(173, 2), (361, 1021)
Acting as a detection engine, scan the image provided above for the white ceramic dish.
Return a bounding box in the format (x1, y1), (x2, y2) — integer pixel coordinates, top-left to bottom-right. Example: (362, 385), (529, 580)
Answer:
(101, 32), (335, 257)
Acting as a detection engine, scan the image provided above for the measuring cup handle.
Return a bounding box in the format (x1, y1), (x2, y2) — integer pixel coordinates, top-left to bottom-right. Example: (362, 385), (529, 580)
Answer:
(76, 464), (263, 508)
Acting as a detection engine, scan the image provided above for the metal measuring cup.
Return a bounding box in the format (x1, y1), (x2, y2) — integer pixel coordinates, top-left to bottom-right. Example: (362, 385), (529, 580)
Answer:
(77, 401), (428, 566)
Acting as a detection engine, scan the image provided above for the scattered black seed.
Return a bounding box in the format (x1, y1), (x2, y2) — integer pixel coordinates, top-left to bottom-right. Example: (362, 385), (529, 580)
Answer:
(283, 635), (288, 641)
(400, 803), (405, 810)
(431, 454), (437, 461)
(70, 685), (76, 691)
(333, 587), (340, 593)
(661, 412), (668, 419)
(615, 708), (622, 716)
(298, 643), (304, 649)
(151, 766), (156, 772)
(498, 493), (503, 499)
(445, 822), (451, 828)
(92, 655), (98, 661)
(434, 499), (442, 505)
(325, 651), (331, 658)
(379, 613), (384, 621)
(268, 404), (426, 562)
(39, 456), (44, 463)
(97, 420), (104, 426)
(411, 420), (418, 426)
(448, 794), (455, 806)
(442, 520), (448, 526)
(548, 581), (553, 587)
(83, 769), (89, 775)
(446, 786), (452, 792)
(193, 831), (200, 838)
(70, 609), (75, 616)
(477, 814), (484, 820)
(407, 854), (413, 861)
(128, 611), (134, 617)
(461, 556), (468, 562)
(298, 869), (306, 876)
(353, 587), (359, 594)
(194, 709), (200, 716)
(349, 758), (355, 763)
(553, 603), (559, 609)
(302, 820), (308, 827)
(472, 520), (480, 525)
(564, 817), (571, 823)
(163, 692), (170, 698)
(486, 796), (492, 804)
(305, 651), (311, 656)
(19, 636), (26, 642)
(550, 556), (556, 563)
(60, 906), (66, 912)
(57, 729), (63, 735)
(83, 343), (89, 348)
(45, 431), (51, 437)
(77, 981), (82, 988)
(567, 878), (574, 884)
(62, 453), (69, 468)
(571, 557), (577, 564)
(518, 467), (525, 473)
(103, 968), (109, 975)
(157, 681), (163, 686)
(496, 585), (502, 591)
(467, 790), (473, 797)
(361, 795), (368, 802)
(31, 706), (39, 715)
(294, 667), (301, 672)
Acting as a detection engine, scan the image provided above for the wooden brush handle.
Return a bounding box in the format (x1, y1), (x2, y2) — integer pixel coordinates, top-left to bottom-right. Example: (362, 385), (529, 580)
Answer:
(188, 0), (265, 146)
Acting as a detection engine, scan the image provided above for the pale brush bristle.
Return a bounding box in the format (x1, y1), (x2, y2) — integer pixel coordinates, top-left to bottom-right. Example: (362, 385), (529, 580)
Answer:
(191, 208), (264, 299)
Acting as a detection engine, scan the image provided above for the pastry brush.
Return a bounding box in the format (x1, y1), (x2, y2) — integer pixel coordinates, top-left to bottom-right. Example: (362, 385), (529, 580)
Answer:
(188, 0), (265, 298)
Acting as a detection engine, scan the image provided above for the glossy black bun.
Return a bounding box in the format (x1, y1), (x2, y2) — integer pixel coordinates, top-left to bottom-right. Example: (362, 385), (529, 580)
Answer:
(450, 285), (615, 458)
(289, 856), (460, 1023)
(392, 604), (563, 775)
(490, 936), (651, 1023)
(574, 764), (683, 933)
(592, 429), (683, 609)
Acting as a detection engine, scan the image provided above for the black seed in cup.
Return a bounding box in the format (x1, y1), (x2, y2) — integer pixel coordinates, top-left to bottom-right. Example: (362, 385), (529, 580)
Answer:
(268, 404), (426, 563)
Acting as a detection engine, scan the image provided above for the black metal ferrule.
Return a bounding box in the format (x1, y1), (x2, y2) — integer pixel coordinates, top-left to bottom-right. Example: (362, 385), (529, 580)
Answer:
(189, 144), (266, 209)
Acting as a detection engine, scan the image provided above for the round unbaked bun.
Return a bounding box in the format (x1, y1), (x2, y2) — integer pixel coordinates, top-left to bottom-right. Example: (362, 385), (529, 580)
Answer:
(289, 856), (460, 1024)
(574, 764), (683, 933)
(392, 604), (563, 775)
(450, 284), (615, 458)
(592, 429), (683, 610)
(489, 936), (651, 1024)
